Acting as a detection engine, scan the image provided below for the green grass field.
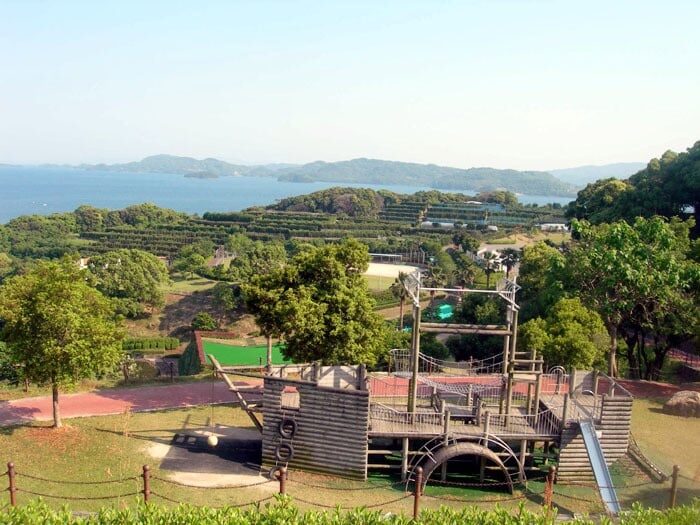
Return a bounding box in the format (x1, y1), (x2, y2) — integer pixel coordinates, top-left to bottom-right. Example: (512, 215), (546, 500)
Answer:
(202, 339), (291, 366)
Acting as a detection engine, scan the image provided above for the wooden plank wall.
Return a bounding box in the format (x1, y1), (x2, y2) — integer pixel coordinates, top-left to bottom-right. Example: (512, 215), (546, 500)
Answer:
(261, 377), (370, 479)
(557, 394), (632, 482)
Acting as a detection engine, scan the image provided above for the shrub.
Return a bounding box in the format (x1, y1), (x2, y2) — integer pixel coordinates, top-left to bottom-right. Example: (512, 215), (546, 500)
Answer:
(191, 312), (218, 331)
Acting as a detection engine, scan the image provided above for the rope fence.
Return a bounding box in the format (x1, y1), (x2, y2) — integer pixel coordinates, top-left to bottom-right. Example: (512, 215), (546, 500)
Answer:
(2, 460), (691, 516)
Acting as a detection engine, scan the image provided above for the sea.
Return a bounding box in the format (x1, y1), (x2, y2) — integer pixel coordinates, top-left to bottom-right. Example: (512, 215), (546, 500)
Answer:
(0, 166), (573, 224)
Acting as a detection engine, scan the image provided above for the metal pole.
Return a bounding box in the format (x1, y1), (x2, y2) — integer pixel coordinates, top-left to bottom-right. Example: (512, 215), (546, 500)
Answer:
(401, 438), (410, 481)
(7, 462), (16, 507)
(413, 466), (423, 520)
(669, 465), (680, 508)
(277, 466), (287, 495)
(408, 303), (421, 414)
(142, 465), (150, 503)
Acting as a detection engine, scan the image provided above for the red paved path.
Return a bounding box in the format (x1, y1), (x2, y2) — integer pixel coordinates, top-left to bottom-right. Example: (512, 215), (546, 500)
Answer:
(0, 380), (261, 427)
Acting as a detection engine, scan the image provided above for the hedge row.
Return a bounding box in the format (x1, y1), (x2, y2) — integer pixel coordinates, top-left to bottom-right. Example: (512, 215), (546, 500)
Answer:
(123, 337), (180, 351)
(2, 500), (699, 525)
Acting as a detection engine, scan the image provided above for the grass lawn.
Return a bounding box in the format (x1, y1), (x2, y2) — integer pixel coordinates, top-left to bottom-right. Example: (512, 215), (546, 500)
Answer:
(622, 397), (700, 507)
(166, 274), (218, 294)
(202, 340), (290, 366)
(364, 274), (395, 291)
(0, 406), (568, 515)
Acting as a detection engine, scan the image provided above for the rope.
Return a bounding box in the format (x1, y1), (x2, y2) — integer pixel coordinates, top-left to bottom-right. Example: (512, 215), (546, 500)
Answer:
(552, 490), (597, 503)
(678, 474), (698, 483)
(426, 478), (513, 488)
(151, 491), (274, 508)
(287, 477), (403, 491)
(17, 488), (139, 501)
(292, 493), (412, 510)
(16, 472), (139, 485)
(151, 475), (273, 490)
(422, 492), (527, 503)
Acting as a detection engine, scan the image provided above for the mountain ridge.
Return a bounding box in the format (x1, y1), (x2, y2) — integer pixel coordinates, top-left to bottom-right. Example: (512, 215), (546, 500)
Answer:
(47, 154), (622, 197)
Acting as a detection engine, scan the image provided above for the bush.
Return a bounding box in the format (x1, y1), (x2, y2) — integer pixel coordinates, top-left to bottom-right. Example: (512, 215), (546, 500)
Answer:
(123, 337), (180, 353)
(191, 312), (218, 331)
(1, 499), (699, 524)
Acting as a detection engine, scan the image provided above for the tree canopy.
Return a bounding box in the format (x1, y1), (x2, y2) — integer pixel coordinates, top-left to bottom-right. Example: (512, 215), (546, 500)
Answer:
(0, 260), (124, 427)
(565, 217), (699, 377)
(519, 298), (608, 370)
(243, 238), (387, 366)
(87, 249), (170, 318)
(566, 141), (700, 234)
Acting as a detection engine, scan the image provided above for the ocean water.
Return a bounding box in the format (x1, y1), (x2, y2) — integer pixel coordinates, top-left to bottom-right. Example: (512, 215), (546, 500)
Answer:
(0, 166), (572, 224)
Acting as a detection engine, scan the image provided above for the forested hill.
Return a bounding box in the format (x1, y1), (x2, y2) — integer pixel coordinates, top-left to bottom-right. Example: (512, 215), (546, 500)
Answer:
(76, 154), (578, 197)
(276, 158), (578, 196)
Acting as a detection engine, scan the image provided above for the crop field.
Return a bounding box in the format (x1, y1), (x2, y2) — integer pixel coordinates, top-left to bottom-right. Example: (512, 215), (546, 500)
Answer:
(201, 339), (290, 366)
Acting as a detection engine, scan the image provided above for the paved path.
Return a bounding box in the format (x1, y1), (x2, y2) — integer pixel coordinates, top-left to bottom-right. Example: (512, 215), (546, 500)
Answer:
(0, 380), (261, 427)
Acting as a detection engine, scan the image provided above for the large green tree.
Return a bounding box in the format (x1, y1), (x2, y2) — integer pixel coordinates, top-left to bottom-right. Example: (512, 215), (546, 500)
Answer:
(566, 217), (699, 377)
(519, 298), (608, 370)
(88, 249), (170, 318)
(243, 239), (386, 366)
(0, 260), (124, 427)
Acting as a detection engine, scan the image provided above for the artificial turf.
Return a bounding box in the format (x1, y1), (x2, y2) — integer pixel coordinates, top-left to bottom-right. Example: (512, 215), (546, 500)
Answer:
(202, 340), (291, 366)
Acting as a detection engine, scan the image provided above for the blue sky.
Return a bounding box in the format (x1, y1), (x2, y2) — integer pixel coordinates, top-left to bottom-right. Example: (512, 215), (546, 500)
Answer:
(1, 1), (698, 169)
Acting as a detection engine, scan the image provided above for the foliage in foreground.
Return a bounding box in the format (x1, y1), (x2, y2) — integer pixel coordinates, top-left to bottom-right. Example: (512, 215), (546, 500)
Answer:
(1, 499), (699, 525)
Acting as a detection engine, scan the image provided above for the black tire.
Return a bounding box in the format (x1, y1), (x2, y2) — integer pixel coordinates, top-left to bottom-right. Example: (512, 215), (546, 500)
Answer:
(278, 418), (297, 439)
(274, 443), (294, 462)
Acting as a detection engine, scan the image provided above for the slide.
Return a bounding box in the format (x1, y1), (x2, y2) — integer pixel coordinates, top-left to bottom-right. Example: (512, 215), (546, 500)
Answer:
(579, 419), (621, 515)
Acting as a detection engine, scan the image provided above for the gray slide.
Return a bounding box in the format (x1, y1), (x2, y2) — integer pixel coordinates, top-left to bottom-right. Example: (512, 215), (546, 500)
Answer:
(580, 419), (621, 515)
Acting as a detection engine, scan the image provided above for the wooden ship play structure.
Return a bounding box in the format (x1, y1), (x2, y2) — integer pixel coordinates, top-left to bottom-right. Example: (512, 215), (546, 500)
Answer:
(209, 270), (632, 515)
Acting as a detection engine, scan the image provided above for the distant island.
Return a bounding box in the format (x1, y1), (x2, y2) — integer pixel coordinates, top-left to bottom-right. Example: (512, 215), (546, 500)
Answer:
(42, 154), (644, 198)
(72, 154), (579, 196)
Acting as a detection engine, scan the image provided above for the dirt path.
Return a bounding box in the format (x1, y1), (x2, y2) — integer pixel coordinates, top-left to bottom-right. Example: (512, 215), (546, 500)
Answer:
(0, 380), (262, 427)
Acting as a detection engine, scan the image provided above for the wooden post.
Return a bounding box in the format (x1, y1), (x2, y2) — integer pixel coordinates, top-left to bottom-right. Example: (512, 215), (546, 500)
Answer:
(7, 462), (16, 507)
(413, 466), (423, 520)
(570, 369), (577, 398)
(358, 364), (367, 390)
(401, 438), (410, 481)
(484, 411), (491, 435)
(561, 394), (570, 429)
(669, 465), (679, 508)
(533, 371), (542, 416)
(519, 440), (527, 483)
(142, 465), (150, 503)
(277, 466), (287, 495)
(544, 465), (556, 509)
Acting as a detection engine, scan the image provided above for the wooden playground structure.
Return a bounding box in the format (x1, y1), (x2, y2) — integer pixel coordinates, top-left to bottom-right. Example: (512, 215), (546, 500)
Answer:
(209, 270), (633, 514)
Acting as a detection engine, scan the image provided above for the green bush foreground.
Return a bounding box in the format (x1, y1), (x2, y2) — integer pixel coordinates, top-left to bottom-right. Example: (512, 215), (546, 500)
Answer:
(1, 498), (699, 525)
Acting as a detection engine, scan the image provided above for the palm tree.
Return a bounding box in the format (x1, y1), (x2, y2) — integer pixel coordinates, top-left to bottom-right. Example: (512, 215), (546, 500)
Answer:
(482, 251), (499, 288)
(501, 248), (521, 279)
(455, 260), (478, 288)
(426, 266), (446, 301)
(390, 272), (409, 330)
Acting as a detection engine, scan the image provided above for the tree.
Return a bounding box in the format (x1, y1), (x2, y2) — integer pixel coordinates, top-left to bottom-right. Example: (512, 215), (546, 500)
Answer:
(191, 312), (218, 331)
(389, 272), (410, 330)
(566, 217), (699, 377)
(212, 282), (241, 323)
(481, 251), (499, 288)
(174, 252), (206, 279)
(0, 260), (123, 427)
(500, 248), (521, 279)
(454, 257), (478, 288)
(519, 298), (608, 370)
(518, 242), (565, 321)
(88, 249), (170, 318)
(243, 239), (387, 366)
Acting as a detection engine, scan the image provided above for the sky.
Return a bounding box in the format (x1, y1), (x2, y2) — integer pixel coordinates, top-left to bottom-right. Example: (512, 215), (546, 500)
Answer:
(1, 1), (698, 170)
